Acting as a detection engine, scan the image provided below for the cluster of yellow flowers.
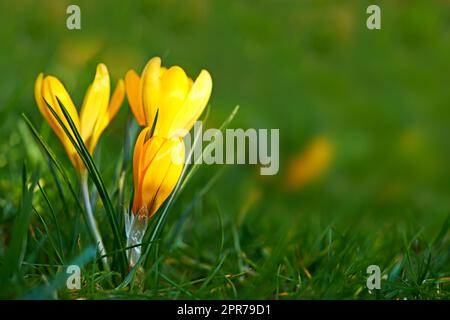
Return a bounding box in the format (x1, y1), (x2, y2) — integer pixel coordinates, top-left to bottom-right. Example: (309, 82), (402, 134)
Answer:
(34, 57), (212, 220)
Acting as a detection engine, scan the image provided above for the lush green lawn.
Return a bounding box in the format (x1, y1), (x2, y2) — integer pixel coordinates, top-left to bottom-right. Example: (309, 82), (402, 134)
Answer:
(0, 0), (448, 299)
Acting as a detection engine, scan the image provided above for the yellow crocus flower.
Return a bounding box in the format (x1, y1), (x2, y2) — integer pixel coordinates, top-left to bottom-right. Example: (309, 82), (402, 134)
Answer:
(131, 127), (185, 218)
(34, 63), (125, 172)
(125, 57), (212, 138)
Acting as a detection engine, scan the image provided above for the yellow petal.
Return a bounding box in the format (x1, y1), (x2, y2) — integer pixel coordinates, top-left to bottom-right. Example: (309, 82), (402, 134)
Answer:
(80, 63), (110, 147)
(149, 139), (184, 216)
(42, 75), (82, 169)
(140, 137), (184, 217)
(42, 76), (80, 129)
(35, 73), (57, 132)
(133, 127), (151, 187)
(132, 127), (151, 214)
(154, 66), (191, 137)
(35, 73), (47, 117)
(35, 73), (68, 150)
(141, 57), (162, 128)
(88, 79), (125, 153)
(106, 78), (125, 121)
(125, 69), (146, 126)
(169, 69), (212, 137)
(133, 136), (166, 214)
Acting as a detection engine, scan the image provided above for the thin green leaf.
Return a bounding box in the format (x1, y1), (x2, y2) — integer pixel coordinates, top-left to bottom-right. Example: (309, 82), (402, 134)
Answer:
(21, 114), (82, 212)
(0, 167), (39, 294)
(23, 246), (97, 299)
(45, 97), (127, 274)
(37, 181), (65, 261)
(32, 206), (64, 265)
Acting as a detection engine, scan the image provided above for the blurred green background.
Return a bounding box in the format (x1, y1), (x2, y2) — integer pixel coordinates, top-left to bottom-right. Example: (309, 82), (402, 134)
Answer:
(0, 0), (449, 299)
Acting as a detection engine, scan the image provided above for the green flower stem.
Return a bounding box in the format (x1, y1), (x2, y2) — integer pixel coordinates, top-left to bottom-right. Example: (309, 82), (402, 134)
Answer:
(81, 173), (109, 271)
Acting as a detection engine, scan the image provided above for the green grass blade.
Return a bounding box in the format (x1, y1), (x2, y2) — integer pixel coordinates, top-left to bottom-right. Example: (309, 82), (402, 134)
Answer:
(179, 105), (239, 192)
(0, 166), (39, 296)
(433, 214), (449, 247)
(166, 167), (226, 250)
(45, 97), (127, 274)
(37, 181), (65, 261)
(21, 114), (82, 212)
(22, 114), (86, 257)
(23, 245), (97, 299)
(32, 206), (65, 265)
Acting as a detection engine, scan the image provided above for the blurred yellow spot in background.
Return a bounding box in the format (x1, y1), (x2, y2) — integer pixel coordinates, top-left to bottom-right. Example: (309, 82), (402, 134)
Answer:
(58, 38), (103, 67)
(284, 137), (333, 191)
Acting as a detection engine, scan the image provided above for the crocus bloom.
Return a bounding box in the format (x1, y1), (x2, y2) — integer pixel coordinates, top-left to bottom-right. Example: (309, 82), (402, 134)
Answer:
(125, 57), (212, 138)
(126, 127), (184, 266)
(131, 127), (185, 218)
(34, 64), (125, 172)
